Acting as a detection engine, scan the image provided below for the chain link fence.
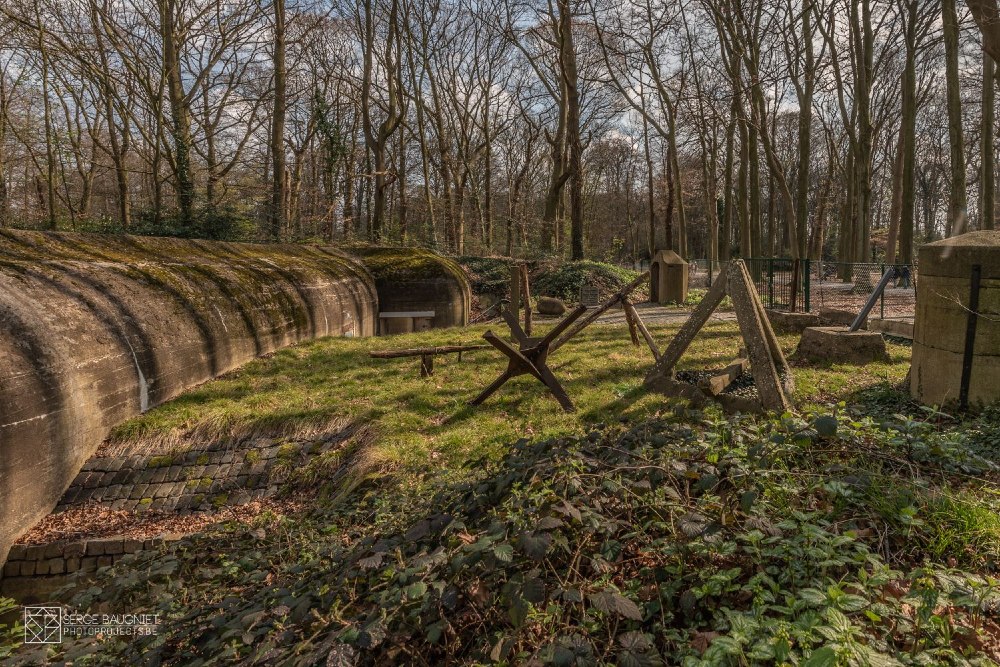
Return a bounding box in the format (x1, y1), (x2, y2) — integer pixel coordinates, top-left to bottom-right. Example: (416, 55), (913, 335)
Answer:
(687, 258), (917, 318)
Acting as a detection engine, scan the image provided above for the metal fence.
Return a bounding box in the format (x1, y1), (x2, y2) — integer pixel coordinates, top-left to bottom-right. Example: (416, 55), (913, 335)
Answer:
(688, 258), (917, 318)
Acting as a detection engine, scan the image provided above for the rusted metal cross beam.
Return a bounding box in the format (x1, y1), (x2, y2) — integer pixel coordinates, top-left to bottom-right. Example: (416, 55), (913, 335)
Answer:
(470, 304), (587, 412)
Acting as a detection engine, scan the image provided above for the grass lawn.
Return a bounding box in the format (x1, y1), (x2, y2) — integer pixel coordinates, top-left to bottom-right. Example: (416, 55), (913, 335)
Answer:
(14, 316), (1000, 666)
(106, 316), (912, 475)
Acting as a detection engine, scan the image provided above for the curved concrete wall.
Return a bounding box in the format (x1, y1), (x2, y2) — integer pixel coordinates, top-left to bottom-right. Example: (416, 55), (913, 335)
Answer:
(0, 231), (378, 566)
(351, 246), (472, 329)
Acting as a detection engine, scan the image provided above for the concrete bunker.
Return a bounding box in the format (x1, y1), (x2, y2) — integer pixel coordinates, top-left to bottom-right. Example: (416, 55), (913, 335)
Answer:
(350, 246), (472, 334)
(0, 230), (379, 568)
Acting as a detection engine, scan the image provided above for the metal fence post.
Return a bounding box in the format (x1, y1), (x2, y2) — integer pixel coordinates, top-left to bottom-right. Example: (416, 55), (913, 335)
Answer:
(879, 264), (885, 319)
(804, 258), (811, 312)
(768, 258), (774, 308)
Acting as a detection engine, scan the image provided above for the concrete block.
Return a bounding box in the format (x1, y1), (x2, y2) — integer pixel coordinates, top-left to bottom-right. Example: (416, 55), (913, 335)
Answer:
(3, 562), (20, 577)
(869, 318), (914, 340)
(47, 558), (64, 575)
(766, 309), (821, 334)
(24, 545), (46, 561)
(796, 326), (889, 364)
(19, 561), (35, 576)
(64, 542), (86, 558)
(819, 308), (863, 328)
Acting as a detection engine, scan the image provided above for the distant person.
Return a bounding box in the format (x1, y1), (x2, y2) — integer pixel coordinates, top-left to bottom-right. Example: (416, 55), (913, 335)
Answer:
(894, 265), (911, 289)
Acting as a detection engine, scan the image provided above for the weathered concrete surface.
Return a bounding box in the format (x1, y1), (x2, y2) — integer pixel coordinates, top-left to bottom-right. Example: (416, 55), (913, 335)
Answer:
(0, 230), (378, 568)
(796, 326), (890, 364)
(912, 231), (1000, 407)
(350, 246), (471, 330)
(766, 309), (821, 334)
(818, 308), (865, 328)
(869, 318), (914, 340)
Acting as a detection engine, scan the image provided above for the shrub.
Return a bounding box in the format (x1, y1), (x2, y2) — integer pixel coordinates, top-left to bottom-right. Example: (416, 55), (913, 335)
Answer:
(533, 260), (647, 302)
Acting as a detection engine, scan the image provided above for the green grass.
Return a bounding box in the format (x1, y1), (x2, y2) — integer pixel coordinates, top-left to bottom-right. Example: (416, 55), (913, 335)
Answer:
(106, 318), (911, 475)
(13, 318), (1000, 666)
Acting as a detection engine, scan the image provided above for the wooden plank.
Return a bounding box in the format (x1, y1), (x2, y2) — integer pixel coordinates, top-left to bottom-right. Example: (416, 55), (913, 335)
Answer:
(550, 271), (649, 352)
(369, 344), (489, 359)
(420, 354), (434, 377)
(644, 268), (728, 383)
(622, 297), (641, 345)
(699, 358), (748, 396)
(624, 300), (660, 360)
(521, 263), (533, 336)
(510, 264), (522, 321)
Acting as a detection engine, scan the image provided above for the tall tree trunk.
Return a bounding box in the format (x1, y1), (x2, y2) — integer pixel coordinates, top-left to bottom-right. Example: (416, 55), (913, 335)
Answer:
(899, 6), (918, 263)
(558, 0), (584, 260)
(983, 49), (996, 230)
(398, 127), (407, 241)
(942, 0), (967, 236)
(642, 112), (655, 257)
(91, 6), (131, 228)
(795, 0), (814, 260)
(721, 110), (736, 260)
(542, 72), (569, 254)
(886, 129), (904, 264)
(161, 0), (195, 229)
(36, 14), (57, 229)
(737, 118), (750, 256)
(269, 0), (287, 241)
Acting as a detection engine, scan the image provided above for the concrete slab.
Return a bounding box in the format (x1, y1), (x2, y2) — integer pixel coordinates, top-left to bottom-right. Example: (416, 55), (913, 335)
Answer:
(796, 326), (890, 364)
(869, 318), (914, 340)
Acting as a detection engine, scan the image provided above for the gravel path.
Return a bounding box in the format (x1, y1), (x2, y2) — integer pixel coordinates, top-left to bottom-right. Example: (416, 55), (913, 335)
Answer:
(592, 303), (737, 326)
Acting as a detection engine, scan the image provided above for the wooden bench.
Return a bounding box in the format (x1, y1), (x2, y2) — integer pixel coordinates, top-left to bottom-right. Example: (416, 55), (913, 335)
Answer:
(378, 310), (435, 335)
(369, 344), (489, 377)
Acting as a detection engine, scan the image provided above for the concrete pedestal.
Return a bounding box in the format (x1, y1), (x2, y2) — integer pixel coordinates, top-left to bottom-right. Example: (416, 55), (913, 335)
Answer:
(911, 231), (1000, 407)
(796, 326), (889, 364)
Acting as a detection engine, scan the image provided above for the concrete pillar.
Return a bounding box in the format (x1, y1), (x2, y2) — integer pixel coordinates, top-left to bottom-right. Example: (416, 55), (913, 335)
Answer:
(911, 231), (1000, 407)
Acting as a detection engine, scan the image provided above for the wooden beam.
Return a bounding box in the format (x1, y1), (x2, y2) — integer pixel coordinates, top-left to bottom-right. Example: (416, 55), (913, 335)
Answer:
(369, 344), (489, 359)
(550, 271), (650, 352)
(622, 297), (641, 345)
(521, 263), (533, 336)
(623, 299), (660, 360)
(699, 358), (748, 396)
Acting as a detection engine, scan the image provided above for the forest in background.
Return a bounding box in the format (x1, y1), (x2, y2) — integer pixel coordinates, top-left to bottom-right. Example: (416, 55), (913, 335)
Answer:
(1, 0), (999, 265)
